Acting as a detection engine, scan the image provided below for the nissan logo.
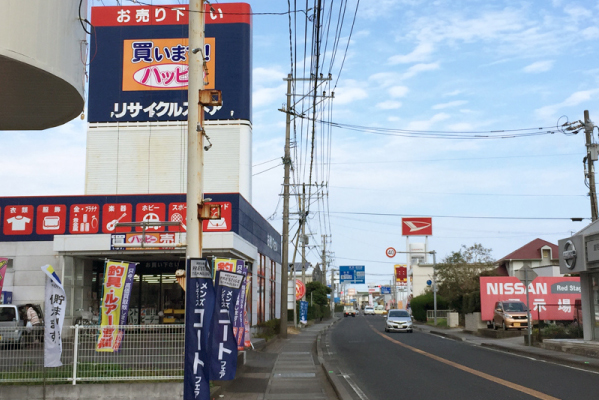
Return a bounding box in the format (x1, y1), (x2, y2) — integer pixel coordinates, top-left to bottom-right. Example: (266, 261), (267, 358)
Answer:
(563, 240), (577, 270)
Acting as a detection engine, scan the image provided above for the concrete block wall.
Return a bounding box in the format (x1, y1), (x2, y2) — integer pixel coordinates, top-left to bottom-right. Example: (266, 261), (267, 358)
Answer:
(464, 312), (488, 332)
(0, 241), (58, 308)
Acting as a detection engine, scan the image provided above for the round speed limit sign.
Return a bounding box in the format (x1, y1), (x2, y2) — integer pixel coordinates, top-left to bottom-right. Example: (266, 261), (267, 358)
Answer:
(386, 247), (397, 258)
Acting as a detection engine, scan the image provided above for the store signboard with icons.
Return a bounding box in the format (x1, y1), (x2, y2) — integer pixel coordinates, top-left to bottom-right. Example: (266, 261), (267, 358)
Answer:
(0, 193), (281, 262)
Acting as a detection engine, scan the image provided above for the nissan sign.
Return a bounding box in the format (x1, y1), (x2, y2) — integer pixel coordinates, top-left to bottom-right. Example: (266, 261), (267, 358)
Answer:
(559, 235), (586, 274)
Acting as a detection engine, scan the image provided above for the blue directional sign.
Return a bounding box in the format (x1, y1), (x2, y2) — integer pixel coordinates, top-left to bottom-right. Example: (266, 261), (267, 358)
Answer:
(381, 286), (391, 294)
(426, 280), (432, 286)
(339, 266), (365, 284)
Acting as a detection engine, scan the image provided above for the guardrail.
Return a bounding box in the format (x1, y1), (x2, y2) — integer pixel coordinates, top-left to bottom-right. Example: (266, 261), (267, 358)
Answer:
(0, 325), (184, 385)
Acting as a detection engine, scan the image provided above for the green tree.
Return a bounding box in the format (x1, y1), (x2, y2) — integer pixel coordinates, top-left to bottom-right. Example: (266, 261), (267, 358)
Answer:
(435, 243), (498, 315)
(305, 281), (331, 307)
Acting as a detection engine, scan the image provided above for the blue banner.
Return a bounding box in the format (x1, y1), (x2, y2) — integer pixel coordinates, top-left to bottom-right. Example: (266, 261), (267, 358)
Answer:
(184, 259), (215, 400)
(299, 301), (308, 325)
(381, 286), (391, 294)
(209, 270), (245, 380)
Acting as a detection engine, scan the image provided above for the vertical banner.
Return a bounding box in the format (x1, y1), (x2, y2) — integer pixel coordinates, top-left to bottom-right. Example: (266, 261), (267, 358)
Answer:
(96, 261), (137, 352)
(243, 274), (252, 349)
(299, 301), (308, 325)
(0, 258), (7, 293)
(233, 259), (248, 350)
(41, 265), (66, 367)
(184, 259), (215, 400)
(210, 270), (245, 380)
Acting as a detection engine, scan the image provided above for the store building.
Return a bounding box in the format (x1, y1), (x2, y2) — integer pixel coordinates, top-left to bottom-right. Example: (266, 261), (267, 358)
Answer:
(0, 2), (282, 330)
(559, 220), (599, 341)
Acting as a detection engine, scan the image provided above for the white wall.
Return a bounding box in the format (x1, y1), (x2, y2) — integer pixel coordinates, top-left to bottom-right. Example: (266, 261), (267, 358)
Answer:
(0, 241), (58, 308)
(85, 121), (252, 200)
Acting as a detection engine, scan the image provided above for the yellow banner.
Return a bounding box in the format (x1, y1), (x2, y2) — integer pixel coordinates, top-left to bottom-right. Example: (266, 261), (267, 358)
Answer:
(96, 261), (132, 352)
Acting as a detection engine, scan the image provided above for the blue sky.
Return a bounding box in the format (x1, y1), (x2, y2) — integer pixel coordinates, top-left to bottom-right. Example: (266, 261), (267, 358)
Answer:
(2, 0), (599, 290)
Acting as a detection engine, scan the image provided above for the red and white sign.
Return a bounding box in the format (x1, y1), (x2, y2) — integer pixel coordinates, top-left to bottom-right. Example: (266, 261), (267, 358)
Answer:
(296, 279), (306, 301)
(36, 205), (67, 235)
(385, 247), (396, 258)
(3, 205), (34, 235)
(480, 277), (581, 321)
(69, 204), (100, 234)
(102, 203), (132, 233)
(203, 202), (232, 232)
(168, 203), (187, 232)
(402, 217), (433, 236)
(395, 265), (407, 283)
(135, 203), (165, 232)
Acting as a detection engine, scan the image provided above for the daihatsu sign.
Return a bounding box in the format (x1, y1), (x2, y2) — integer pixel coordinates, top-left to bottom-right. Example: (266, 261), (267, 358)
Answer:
(480, 277), (581, 321)
(402, 218), (432, 236)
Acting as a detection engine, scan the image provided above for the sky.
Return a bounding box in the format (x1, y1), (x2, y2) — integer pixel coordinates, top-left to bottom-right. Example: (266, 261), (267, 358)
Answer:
(2, 0), (599, 292)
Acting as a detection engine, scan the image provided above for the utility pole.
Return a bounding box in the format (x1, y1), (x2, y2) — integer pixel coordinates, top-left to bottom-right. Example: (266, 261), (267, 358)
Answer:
(301, 184), (307, 288)
(186, 0), (205, 259)
(279, 74), (293, 339)
(330, 268), (335, 312)
(584, 110), (598, 221)
(321, 234), (328, 285)
(431, 251), (437, 326)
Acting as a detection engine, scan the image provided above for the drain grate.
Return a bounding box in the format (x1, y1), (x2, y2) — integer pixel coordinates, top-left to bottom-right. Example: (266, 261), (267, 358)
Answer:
(274, 372), (316, 378)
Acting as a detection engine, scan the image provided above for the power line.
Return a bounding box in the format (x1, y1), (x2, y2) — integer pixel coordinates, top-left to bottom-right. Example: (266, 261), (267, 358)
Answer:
(329, 211), (588, 221)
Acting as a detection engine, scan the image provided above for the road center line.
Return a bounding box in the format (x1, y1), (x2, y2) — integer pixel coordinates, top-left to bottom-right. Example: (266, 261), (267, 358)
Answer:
(368, 324), (559, 400)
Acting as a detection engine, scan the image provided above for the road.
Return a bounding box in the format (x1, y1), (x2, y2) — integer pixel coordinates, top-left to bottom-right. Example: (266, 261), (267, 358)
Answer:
(325, 314), (597, 400)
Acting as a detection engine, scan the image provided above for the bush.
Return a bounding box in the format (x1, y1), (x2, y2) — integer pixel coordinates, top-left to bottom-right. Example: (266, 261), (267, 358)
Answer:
(411, 292), (448, 322)
(539, 323), (581, 340)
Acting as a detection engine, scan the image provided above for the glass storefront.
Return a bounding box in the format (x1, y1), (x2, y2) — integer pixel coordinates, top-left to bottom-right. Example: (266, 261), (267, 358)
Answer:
(592, 274), (599, 340)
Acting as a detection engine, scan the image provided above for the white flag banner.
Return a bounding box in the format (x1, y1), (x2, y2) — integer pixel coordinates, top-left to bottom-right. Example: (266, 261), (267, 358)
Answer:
(42, 265), (66, 368)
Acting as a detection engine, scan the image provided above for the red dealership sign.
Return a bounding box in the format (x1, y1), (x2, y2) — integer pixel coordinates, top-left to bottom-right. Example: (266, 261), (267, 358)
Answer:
(402, 218), (432, 236)
(395, 265), (407, 283)
(480, 276), (581, 321)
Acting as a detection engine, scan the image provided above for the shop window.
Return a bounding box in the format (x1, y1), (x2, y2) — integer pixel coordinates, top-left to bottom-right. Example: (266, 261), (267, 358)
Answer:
(270, 259), (276, 320)
(257, 254), (266, 324)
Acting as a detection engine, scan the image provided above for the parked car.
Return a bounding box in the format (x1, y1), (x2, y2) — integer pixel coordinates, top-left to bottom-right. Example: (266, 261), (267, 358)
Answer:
(374, 305), (388, 316)
(343, 305), (356, 317)
(491, 300), (528, 330)
(0, 304), (44, 348)
(385, 309), (413, 333)
(364, 306), (375, 315)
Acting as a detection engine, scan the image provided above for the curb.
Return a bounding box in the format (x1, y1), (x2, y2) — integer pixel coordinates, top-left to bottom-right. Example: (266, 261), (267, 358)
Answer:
(317, 320), (354, 400)
(413, 325), (466, 342)
(480, 342), (599, 372)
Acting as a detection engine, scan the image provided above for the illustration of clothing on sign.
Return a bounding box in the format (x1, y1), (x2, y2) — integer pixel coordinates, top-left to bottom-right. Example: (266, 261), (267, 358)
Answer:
(7, 216), (31, 231)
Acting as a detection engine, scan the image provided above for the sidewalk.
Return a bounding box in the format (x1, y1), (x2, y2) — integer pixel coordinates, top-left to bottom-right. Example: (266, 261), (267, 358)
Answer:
(214, 317), (341, 400)
(413, 323), (599, 372)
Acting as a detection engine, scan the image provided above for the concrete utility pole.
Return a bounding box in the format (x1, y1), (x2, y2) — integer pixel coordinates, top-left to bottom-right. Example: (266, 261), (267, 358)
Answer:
(280, 74), (293, 339)
(431, 251), (437, 326)
(186, 0), (205, 259)
(321, 234), (328, 285)
(301, 184), (307, 288)
(584, 110), (598, 221)
(330, 268), (335, 311)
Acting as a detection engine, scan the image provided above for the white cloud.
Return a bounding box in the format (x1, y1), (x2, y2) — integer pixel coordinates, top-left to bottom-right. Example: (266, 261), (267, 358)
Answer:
(402, 62), (440, 79)
(406, 113), (450, 130)
(389, 86), (409, 98)
(582, 27), (599, 39)
(444, 90), (463, 97)
(368, 72), (402, 87)
(564, 5), (592, 19)
(253, 67), (286, 86)
(523, 60), (554, 73)
(334, 80), (369, 105)
(377, 100), (402, 110)
(432, 100), (467, 110)
(389, 42), (435, 64)
(387, 116), (401, 122)
(253, 83), (286, 108)
(534, 89), (599, 120)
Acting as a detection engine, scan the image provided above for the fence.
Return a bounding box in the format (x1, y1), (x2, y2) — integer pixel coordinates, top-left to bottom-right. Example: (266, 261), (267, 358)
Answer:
(0, 325), (184, 385)
(426, 309), (452, 320)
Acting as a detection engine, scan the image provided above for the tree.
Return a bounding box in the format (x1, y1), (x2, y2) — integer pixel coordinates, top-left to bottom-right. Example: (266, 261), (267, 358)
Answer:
(305, 281), (331, 307)
(435, 243), (498, 315)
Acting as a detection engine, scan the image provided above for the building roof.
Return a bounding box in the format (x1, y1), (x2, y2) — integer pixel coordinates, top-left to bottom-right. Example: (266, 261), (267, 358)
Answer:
(497, 238), (558, 263)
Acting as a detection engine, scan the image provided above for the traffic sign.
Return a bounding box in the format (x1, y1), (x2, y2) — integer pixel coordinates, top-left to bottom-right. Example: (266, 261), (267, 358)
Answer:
(339, 266), (365, 284)
(426, 280), (432, 286)
(386, 247), (397, 258)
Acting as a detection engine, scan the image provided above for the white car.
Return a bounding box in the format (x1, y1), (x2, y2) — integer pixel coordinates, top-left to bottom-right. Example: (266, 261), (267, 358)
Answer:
(364, 306), (375, 315)
(385, 309), (413, 333)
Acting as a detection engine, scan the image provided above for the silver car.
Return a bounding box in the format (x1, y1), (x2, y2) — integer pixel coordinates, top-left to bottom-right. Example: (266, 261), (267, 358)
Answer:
(385, 309), (413, 333)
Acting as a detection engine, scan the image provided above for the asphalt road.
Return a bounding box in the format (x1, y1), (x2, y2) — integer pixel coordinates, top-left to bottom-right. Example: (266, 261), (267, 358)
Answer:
(327, 314), (598, 400)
